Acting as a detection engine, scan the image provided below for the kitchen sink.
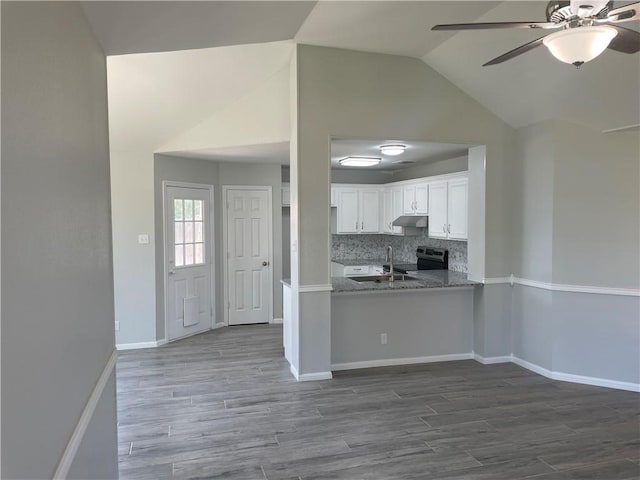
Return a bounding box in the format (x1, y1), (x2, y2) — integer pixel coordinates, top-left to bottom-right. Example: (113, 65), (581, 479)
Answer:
(348, 274), (419, 283)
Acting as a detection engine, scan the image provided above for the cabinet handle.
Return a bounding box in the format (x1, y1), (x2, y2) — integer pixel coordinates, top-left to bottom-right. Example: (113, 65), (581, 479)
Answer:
(355, 221), (358, 230)
(448, 224), (451, 233)
(443, 224), (446, 233)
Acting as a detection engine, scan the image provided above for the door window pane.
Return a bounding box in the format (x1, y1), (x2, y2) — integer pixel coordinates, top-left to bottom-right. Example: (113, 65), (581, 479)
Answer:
(173, 197), (206, 268)
(174, 200), (183, 220)
(184, 200), (193, 220)
(175, 245), (184, 267)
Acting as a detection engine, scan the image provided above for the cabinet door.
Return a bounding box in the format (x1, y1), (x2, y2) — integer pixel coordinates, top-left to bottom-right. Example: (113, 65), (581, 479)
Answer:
(447, 178), (468, 240)
(360, 189), (380, 233)
(403, 186), (415, 214)
(428, 181), (448, 239)
(330, 187), (337, 207)
(392, 188), (403, 234)
(414, 183), (429, 215)
(336, 189), (359, 234)
(383, 189), (393, 233)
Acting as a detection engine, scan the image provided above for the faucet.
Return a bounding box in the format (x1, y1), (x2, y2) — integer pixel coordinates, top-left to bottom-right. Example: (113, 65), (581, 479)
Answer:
(386, 245), (394, 283)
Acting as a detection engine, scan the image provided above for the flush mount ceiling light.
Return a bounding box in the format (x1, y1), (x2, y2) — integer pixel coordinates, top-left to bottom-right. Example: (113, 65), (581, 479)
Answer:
(379, 144), (406, 156)
(543, 26), (617, 67)
(339, 156), (382, 167)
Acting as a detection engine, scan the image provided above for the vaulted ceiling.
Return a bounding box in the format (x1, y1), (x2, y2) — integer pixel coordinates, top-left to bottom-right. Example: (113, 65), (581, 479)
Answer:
(89, 1), (639, 158)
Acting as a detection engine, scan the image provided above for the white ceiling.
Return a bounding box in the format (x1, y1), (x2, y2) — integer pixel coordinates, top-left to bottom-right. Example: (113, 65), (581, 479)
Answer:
(93, 1), (640, 160)
(164, 142), (290, 164)
(81, 1), (316, 55)
(331, 138), (470, 171)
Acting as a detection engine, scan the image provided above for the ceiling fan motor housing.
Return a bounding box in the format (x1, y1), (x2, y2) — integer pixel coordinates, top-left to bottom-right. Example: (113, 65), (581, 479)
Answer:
(546, 0), (613, 22)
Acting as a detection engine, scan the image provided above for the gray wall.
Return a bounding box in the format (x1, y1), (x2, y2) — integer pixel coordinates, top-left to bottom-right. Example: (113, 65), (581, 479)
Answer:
(509, 120), (640, 385)
(153, 154), (283, 341)
(391, 155), (468, 182)
(1, 2), (118, 478)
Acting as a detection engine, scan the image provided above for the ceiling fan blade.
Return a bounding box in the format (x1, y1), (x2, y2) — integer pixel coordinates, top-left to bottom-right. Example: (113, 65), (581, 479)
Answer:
(432, 21), (562, 31)
(608, 25), (640, 53)
(482, 35), (547, 66)
(605, 1), (640, 22)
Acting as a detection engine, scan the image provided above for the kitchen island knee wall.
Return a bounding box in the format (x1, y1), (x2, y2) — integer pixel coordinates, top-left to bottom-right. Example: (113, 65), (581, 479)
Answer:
(331, 288), (474, 369)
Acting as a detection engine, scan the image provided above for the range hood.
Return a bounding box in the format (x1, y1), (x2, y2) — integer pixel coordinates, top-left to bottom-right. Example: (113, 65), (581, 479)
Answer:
(392, 215), (428, 228)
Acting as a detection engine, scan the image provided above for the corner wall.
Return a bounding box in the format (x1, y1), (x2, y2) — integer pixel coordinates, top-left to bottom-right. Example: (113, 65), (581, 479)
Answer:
(510, 120), (640, 388)
(292, 45), (514, 376)
(1, 2), (118, 477)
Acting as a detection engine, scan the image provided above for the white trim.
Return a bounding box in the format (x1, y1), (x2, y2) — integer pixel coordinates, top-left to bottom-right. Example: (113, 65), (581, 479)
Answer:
(298, 284), (333, 293)
(602, 123), (640, 134)
(298, 371), (333, 381)
(510, 356), (640, 392)
(212, 322), (226, 330)
(116, 340), (165, 351)
(222, 185), (273, 326)
(270, 317), (283, 324)
(289, 363), (299, 380)
(473, 353), (512, 364)
(332, 286), (475, 296)
(331, 353), (474, 371)
(482, 276), (639, 297)
(53, 350), (117, 479)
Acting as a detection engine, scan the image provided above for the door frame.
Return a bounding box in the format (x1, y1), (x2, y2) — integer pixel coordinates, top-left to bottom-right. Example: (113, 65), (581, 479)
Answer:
(222, 185), (273, 326)
(162, 181), (217, 342)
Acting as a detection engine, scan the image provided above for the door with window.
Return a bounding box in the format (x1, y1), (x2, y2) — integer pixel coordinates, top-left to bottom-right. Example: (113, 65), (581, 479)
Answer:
(165, 185), (213, 341)
(225, 187), (272, 325)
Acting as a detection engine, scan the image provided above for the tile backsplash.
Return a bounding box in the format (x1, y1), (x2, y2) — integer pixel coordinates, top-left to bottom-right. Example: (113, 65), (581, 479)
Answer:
(331, 231), (467, 272)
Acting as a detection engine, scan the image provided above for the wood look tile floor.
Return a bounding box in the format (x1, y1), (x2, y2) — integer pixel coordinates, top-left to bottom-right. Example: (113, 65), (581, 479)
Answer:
(117, 325), (640, 480)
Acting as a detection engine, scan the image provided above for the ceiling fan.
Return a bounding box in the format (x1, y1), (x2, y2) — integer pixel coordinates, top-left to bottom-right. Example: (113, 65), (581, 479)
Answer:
(432, 0), (640, 67)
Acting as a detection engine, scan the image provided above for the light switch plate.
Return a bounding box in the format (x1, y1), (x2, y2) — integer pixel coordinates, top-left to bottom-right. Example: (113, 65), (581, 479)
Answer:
(138, 234), (150, 244)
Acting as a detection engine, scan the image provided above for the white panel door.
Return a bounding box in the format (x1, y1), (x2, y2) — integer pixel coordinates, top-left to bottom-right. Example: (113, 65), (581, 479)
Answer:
(337, 189), (359, 233)
(428, 181), (448, 239)
(448, 178), (468, 240)
(359, 189), (380, 233)
(392, 188), (403, 234)
(165, 186), (212, 341)
(415, 183), (429, 215)
(226, 188), (271, 325)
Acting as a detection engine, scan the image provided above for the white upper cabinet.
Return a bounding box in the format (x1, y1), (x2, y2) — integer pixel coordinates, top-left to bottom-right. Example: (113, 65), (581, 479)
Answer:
(335, 186), (381, 234)
(447, 178), (468, 240)
(383, 188), (394, 234)
(391, 187), (403, 234)
(402, 182), (428, 215)
(428, 181), (448, 239)
(427, 176), (468, 241)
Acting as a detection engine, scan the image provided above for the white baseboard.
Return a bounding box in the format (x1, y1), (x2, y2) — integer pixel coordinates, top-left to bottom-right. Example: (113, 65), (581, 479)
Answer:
(331, 353), (474, 371)
(53, 349), (117, 479)
(289, 363), (299, 380)
(116, 340), (165, 350)
(298, 371), (333, 381)
(212, 322), (226, 329)
(473, 353), (512, 364)
(270, 317), (283, 324)
(511, 355), (640, 392)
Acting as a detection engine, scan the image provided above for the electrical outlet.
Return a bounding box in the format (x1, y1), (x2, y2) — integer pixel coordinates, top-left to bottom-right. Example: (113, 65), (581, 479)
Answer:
(115, 321), (120, 332)
(138, 234), (150, 244)
(380, 333), (387, 345)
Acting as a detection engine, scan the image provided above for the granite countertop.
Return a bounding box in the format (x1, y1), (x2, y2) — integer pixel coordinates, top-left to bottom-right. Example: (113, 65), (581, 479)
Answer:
(282, 270), (480, 292)
(331, 270), (479, 293)
(331, 258), (388, 266)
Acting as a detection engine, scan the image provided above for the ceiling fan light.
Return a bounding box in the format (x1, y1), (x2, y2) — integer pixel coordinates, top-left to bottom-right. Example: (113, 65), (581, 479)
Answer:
(542, 26), (617, 65)
(379, 144), (406, 156)
(339, 156), (382, 167)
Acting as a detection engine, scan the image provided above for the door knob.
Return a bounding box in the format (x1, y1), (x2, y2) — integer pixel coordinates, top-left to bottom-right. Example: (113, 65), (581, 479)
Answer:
(262, 261), (269, 266)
